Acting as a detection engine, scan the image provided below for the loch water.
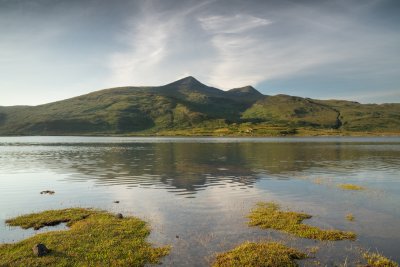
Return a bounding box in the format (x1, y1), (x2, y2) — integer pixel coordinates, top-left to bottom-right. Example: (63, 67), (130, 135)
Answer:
(1, 136), (399, 266)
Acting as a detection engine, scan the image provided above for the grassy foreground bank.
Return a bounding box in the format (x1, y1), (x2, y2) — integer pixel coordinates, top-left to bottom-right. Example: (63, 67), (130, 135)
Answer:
(0, 208), (170, 266)
(1, 206), (398, 266)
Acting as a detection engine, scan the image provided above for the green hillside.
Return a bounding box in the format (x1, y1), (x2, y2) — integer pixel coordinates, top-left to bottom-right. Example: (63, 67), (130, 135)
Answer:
(315, 99), (400, 132)
(0, 77), (399, 136)
(241, 95), (341, 128)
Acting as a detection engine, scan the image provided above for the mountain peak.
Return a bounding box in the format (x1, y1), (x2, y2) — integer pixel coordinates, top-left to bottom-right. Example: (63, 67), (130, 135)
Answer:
(159, 76), (224, 97)
(181, 75), (196, 81)
(173, 76), (204, 86)
(226, 85), (264, 103)
(228, 85), (262, 96)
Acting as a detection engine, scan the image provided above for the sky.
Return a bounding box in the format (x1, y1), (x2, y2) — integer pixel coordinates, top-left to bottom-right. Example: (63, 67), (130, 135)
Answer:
(1, 0), (399, 106)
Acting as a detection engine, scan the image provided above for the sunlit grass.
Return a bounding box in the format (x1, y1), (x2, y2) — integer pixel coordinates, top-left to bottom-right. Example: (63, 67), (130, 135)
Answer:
(248, 202), (356, 241)
(6, 208), (93, 230)
(0, 208), (170, 266)
(345, 213), (355, 221)
(363, 251), (398, 267)
(212, 241), (307, 267)
(338, 183), (366, 191)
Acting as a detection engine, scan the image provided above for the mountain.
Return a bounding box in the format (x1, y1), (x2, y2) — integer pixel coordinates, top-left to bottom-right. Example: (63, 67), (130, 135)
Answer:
(0, 77), (399, 136)
(226, 86), (264, 103)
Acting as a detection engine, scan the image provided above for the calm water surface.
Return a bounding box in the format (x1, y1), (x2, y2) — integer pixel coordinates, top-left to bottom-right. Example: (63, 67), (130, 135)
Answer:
(1, 136), (399, 266)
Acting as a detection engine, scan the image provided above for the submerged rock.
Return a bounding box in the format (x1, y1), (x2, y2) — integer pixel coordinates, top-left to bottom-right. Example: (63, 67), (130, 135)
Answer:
(40, 190), (55, 195)
(32, 243), (49, 257)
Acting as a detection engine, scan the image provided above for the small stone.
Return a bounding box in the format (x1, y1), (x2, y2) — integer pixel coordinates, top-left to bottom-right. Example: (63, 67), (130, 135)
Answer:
(176, 235), (179, 239)
(116, 213), (123, 219)
(40, 190), (55, 195)
(32, 243), (49, 257)
(114, 201), (120, 204)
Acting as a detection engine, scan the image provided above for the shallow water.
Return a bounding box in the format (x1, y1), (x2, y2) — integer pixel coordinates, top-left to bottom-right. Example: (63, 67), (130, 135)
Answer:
(0, 136), (399, 266)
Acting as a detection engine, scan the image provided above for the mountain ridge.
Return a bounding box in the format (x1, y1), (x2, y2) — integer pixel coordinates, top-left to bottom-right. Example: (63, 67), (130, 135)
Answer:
(0, 76), (399, 136)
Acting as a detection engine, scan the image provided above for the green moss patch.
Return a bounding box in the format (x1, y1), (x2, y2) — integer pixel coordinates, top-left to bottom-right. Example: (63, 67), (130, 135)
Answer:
(345, 213), (355, 221)
(363, 251), (398, 267)
(212, 241), (307, 267)
(0, 208), (170, 266)
(248, 202), (356, 241)
(338, 183), (365, 191)
(6, 208), (93, 230)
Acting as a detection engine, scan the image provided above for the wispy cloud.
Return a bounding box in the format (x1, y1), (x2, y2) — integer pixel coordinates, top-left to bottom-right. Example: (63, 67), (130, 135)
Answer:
(107, 1), (215, 87)
(198, 14), (272, 34)
(195, 1), (400, 91)
(110, 3), (389, 91)
(206, 33), (340, 88)
(198, 11), (343, 89)
(324, 89), (400, 104)
(109, 15), (171, 86)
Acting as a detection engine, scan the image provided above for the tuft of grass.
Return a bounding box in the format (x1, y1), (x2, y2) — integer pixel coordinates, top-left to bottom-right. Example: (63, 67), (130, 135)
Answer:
(338, 183), (365, 191)
(0, 208), (170, 266)
(248, 202), (356, 241)
(313, 178), (323, 185)
(363, 251), (398, 267)
(212, 241), (307, 267)
(345, 213), (355, 221)
(6, 208), (93, 230)
(307, 246), (319, 254)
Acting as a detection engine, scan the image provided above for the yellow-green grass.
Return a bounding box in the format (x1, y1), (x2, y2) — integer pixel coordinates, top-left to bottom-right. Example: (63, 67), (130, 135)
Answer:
(248, 202), (356, 241)
(212, 241), (307, 267)
(338, 183), (366, 191)
(154, 125), (400, 137)
(5, 208), (93, 230)
(346, 213), (355, 221)
(0, 208), (170, 266)
(363, 251), (398, 267)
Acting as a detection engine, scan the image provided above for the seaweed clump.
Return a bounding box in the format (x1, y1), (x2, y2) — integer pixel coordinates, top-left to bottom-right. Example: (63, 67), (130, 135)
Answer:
(213, 241), (307, 267)
(363, 251), (398, 267)
(338, 183), (365, 191)
(248, 202), (356, 241)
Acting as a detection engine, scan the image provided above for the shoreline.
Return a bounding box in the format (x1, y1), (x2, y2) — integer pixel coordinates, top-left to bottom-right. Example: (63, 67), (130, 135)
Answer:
(1, 132), (400, 138)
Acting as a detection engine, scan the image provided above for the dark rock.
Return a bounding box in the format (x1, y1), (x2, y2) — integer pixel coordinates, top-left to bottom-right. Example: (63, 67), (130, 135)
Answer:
(176, 235), (179, 238)
(40, 190), (55, 195)
(32, 243), (49, 257)
(116, 213), (123, 219)
(113, 201), (120, 203)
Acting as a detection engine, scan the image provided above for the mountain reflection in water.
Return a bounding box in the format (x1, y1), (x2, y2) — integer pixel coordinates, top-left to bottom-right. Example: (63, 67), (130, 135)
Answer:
(1, 141), (397, 194)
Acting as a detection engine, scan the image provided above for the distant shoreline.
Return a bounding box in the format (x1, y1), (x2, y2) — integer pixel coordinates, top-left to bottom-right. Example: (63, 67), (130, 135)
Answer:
(1, 131), (399, 138)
